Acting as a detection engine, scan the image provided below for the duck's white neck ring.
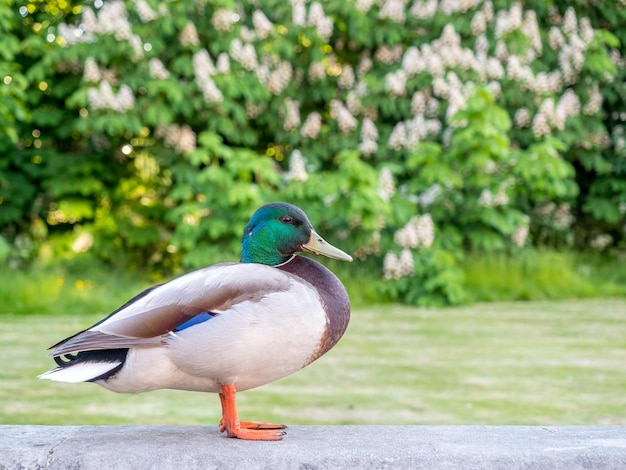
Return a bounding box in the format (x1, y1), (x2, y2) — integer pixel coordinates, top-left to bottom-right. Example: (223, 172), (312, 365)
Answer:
(274, 254), (296, 268)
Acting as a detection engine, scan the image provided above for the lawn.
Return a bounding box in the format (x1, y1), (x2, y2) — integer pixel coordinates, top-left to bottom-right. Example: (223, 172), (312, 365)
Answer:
(2, 298), (625, 426)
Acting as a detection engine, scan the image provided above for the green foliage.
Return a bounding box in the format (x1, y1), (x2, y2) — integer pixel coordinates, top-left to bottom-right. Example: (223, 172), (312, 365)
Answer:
(0, 235), (8, 262)
(1, 1), (625, 305)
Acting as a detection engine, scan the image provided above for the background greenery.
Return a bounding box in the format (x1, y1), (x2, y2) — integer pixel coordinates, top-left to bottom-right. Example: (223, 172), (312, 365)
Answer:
(1, 0), (626, 305)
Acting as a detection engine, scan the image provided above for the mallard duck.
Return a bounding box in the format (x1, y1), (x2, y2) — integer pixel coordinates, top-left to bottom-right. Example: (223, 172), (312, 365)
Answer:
(39, 202), (352, 440)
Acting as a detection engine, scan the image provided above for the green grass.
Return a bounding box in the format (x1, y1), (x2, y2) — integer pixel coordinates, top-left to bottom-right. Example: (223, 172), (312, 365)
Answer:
(2, 298), (625, 426)
(462, 250), (626, 302)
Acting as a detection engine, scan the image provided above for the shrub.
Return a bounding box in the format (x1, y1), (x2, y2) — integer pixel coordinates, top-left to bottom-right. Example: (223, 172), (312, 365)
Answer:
(1, 1), (623, 305)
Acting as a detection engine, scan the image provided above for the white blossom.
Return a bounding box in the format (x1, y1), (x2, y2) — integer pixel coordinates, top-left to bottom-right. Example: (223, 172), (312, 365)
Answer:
(253, 10), (273, 39)
(485, 58), (504, 80)
(522, 10), (542, 55)
(379, 0), (408, 23)
(149, 58), (169, 79)
(308, 61), (326, 81)
(338, 65), (355, 89)
(394, 214), (435, 249)
(493, 42), (507, 63)
(357, 52), (373, 77)
(548, 27), (565, 50)
(409, 0), (438, 20)
(135, 0), (158, 22)
(198, 78), (223, 103)
(286, 150), (308, 182)
(590, 234), (613, 250)
(361, 118), (378, 141)
(355, 0), (376, 12)
(439, 0), (482, 14)
(87, 81), (135, 111)
(330, 100), (357, 133)
(192, 50), (223, 103)
(394, 219), (419, 249)
(471, 11), (486, 35)
(291, 0), (306, 26)
(583, 84), (603, 115)
(475, 34), (489, 61)
(128, 34), (144, 60)
(358, 139), (378, 155)
(82, 7), (98, 33)
(216, 53), (230, 74)
(388, 122), (407, 150)
(72, 233), (93, 253)
(410, 91), (427, 115)
(385, 70), (408, 97)
(308, 3), (333, 41)
(562, 7), (578, 35)
(244, 44), (261, 71)
(115, 84), (135, 111)
(554, 204), (574, 230)
(301, 112), (322, 139)
(97, 1), (132, 40)
(179, 22), (200, 46)
(375, 45), (403, 65)
(483, 0), (494, 21)
(83, 57), (100, 82)
(579, 17), (595, 44)
(245, 102), (263, 119)
(192, 49), (215, 76)
(156, 124), (196, 153)
(58, 23), (93, 45)
(347, 81), (367, 116)
(383, 249), (414, 280)
(268, 61), (293, 95)
(514, 108), (531, 128)
(402, 47), (422, 75)
(426, 52), (444, 77)
(495, 2), (522, 38)
(282, 98), (300, 131)
(378, 167), (395, 201)
(426, 97), (440, 117)
(416, 214), (435, 248)
(554, 88), (580, 129)
(212, 8), (238, 32)
(511, 222), (529, 247)
(418, 184), (442, 207)
(531, 100), (552, 137)
(535, 203), (574, 231)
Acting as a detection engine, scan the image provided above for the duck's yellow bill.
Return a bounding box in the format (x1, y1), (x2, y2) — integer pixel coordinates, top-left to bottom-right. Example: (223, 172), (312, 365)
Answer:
(302, 229), (353, 262)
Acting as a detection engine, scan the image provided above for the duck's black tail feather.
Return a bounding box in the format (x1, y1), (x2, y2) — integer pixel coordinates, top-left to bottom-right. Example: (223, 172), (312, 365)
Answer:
(39, 349), (128, 383)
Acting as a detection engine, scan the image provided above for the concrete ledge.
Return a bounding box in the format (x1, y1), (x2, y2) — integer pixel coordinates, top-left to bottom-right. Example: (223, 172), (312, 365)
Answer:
(2, 425), (625, 469)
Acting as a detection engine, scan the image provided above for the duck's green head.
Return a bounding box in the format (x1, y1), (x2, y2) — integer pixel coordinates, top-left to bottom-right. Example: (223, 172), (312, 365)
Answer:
(241, 202), (353, 266)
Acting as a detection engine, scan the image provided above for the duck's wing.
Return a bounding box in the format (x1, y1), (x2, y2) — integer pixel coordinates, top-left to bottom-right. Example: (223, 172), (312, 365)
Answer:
(50, 263), (291, 357)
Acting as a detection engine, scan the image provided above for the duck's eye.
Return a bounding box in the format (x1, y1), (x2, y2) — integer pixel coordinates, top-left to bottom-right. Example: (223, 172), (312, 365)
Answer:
(280, 215), (294, 224)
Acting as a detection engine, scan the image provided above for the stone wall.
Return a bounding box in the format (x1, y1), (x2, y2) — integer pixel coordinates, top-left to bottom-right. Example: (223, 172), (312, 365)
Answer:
(2, 425), (625, 469)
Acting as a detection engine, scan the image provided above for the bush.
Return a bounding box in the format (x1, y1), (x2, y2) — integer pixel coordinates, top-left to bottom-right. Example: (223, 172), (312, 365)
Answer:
(1, 1), (624, 305)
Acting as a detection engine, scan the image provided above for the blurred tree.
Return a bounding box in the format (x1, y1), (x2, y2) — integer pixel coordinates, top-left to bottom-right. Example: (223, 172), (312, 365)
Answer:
(0, 1), (622, 305)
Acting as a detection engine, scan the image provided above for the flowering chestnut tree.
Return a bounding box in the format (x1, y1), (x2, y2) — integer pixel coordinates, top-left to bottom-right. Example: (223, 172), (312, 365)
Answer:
(1, 0), (622, 305)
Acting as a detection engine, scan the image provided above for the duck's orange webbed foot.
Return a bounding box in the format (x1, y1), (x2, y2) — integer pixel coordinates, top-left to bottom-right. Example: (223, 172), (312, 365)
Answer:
(218, 384), (287, 441)
(239, 421), (287, 430)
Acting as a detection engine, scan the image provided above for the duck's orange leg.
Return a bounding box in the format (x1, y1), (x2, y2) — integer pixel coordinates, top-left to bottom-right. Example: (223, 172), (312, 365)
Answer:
(218, 384), (286, 440)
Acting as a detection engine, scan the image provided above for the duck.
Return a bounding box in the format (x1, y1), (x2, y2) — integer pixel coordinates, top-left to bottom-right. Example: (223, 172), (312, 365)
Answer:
(39, 202), (352, 441)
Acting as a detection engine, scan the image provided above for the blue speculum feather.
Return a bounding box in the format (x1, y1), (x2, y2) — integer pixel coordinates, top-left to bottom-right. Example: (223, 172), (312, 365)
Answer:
(174, 312), (216, 331)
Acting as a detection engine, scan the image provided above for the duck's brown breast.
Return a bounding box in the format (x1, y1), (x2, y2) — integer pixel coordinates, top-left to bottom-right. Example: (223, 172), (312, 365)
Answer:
(278, 255), (351, 363)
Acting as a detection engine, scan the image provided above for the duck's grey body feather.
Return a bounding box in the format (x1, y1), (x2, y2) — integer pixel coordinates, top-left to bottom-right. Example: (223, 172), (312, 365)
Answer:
(41, 256), (350, 394)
